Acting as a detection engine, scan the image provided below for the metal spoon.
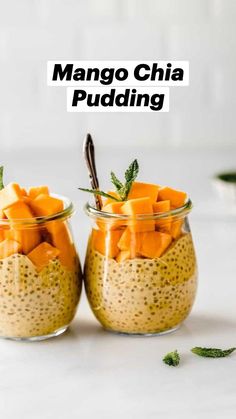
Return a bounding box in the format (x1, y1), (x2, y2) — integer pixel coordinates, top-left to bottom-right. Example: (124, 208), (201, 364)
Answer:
(83, 133), (102, 210)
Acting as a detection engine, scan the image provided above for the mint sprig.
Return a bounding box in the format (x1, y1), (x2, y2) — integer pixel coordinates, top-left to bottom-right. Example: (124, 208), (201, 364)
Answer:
(79, 159), (139, 203)
(191, 347), (236, 358)
(111, 159), (139, 201)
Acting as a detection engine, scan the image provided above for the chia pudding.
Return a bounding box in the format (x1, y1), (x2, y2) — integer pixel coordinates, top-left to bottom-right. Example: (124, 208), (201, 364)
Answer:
(0, 253), (82, 339)
(84, 232), (197, 334)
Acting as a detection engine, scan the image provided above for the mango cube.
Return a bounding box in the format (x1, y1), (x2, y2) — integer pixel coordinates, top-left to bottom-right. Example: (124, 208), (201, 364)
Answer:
(171, 220), (183, 239)
(98, 201), (124, 231)
(30, 194), (63, 217)
(118, 228), (142, 257)
(91, 228), (122, 258)
(140, 231), (172, 259)
(27, 241), (60, 270)
(4, 201), (41, 254)
(153, 200), (171, 233)
(0, 183), (22, 210)
(28, 186), (49, 199)
(158, 187), (187, 209)
(121, 197), (154, 233)
(4, 201), (35, 220)
(128, 182), (159, 203)
(48, 221), (76, 270)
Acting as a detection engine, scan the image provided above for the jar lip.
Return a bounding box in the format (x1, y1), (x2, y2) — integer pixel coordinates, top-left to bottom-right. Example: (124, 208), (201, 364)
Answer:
(0, 194), (74, 225)
(85, 197), (193, 221)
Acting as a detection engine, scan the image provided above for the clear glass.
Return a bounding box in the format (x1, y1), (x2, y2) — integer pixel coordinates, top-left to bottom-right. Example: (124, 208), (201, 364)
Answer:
(0, 195), (82, 341)
(84, 199), (198, 335)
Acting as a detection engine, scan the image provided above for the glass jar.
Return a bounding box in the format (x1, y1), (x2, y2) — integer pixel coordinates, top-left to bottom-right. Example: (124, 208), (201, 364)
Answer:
(84, 199), (197, 335)
(0, 195), (82, 341)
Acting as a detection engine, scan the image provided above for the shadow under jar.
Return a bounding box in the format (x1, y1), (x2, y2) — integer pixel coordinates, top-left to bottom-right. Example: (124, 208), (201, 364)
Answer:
(0, 195), (82, 341)
(84, 199), (198, 335)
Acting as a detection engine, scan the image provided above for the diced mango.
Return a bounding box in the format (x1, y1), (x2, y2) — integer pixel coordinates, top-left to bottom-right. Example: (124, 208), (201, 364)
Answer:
(121, 197), (154, 233)
(27, 241), (60, 270)
(116, 250), (130, 263)
(29, 194), (63, 217)
(102, 202), (123, 214)
(28, 186), (49, 199)
(153, 200), (171, 233)
(91, 228), (122, 258)
(98, 201), (124, 231)
(128, 182), (159, 203)
(0, 183), (22, 210)
(4, 201), (41, 253)
(21, 188), (27, 196)
(140, 231), (172, 259)
(0, 239), (22, 259)
(103, 191), (120, 206)
(171, 219), (183, 239)
(118, 228), (142, 257)
(153, 200), (170, 214)
(118, 228), (131, 251)
(158, 186), (187, 208)
(48, 221), (76, 270)
(4, 201), (35, 220)
(4, 228), (41, 255)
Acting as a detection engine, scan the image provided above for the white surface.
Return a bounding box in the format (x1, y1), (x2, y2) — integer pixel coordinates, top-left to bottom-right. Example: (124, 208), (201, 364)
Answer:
(0, 148), (236, 419)
(1, 0), (236, 149)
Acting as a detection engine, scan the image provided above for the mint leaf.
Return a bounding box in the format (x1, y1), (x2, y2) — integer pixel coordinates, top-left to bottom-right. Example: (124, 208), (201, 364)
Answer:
(78, 188), (121, 202)
(115, 159), (139, 201)
(111, 171), (123, 192)
(163, 350), (180, 366)
(125, 159), (139, 184)
(191, 347), (236, 358)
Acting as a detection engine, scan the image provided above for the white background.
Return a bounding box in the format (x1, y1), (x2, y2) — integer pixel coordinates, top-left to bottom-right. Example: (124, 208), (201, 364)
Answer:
(0, 0), (236, 149)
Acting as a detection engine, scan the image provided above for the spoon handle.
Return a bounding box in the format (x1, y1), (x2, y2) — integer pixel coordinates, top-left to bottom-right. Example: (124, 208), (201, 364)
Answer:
(83, 133), (102, 210)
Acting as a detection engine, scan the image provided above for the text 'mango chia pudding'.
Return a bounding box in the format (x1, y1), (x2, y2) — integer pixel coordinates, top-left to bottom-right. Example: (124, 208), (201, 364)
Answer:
(83, 159), (197, 335)
(0, 169), (82, 340)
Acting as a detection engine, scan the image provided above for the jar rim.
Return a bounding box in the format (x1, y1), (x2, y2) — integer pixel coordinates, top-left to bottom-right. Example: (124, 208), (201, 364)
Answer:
(0, 194), (74, 225)
(85, 197), (193, 221)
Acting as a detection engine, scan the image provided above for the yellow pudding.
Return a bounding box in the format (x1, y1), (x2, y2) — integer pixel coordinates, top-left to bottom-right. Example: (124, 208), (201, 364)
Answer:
(84, 233), (197, 334)
(0, 253), (82, 339)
